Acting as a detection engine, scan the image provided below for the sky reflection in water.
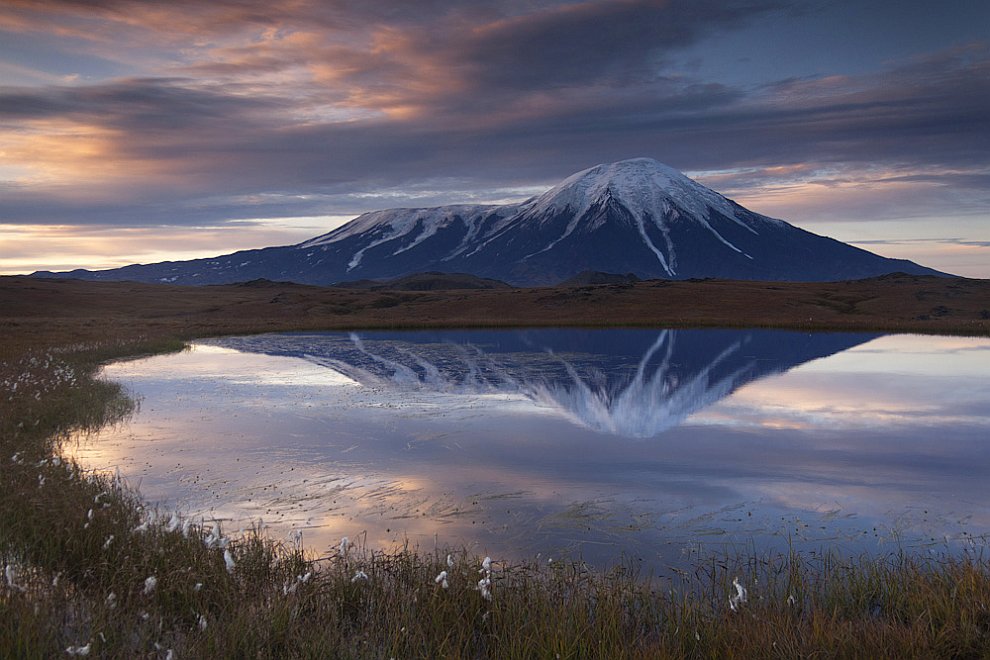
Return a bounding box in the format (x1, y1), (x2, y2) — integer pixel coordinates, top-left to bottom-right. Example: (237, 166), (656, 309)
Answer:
(70, 329), (990, 572)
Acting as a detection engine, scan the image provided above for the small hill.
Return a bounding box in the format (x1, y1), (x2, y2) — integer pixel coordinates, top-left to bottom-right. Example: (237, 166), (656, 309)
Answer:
(332, 272), (514, 291)
(558, 271), (642, 287)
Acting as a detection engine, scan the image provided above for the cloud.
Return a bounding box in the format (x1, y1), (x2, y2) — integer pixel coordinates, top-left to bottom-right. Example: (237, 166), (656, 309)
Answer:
(431, 0), (784, 92)
(0, 0), (987, 249)
(4, 74), (293, 117)
(853, 238), (990, 248)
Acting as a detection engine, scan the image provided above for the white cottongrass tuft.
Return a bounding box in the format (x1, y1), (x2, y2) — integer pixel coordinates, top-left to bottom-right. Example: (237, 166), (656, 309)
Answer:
(4, 564), (26, 593)
(133, 521), (149, 533)
(105, 592), (116, 608)
(165, 513), (180, 533)
(351, 570), (369, 583)
(143, 575), (157, 595)
(477, 556), (493, 599)
(729, 576), (748, 612)
(165, 650), (174, 660)
(194, 582), (203, 592)
(477, 576), (492, 601)
(339, 536), (350, 556)
(787, 593), (797, 607)
(65, 643), (91, 656)
(204, 525), (222, 549)
(102, 535), (114, 550)
(283, 572), (311, 596)
(38, 474), (46, 487)
(87, 508), (94, 522)
(223, 548), (236, 573)
(198, 614), (208, 632)
(4, 564), (19, 591)
(446, 554), (455, 569)
(434, 571), (449, 589)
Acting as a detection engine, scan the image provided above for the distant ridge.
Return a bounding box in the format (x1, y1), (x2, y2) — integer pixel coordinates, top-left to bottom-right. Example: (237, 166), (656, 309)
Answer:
(32, 158), (949, 286)
(229, 278), (315, 289)
(558, 271), (642, 287)
(332, 271), (513, 291)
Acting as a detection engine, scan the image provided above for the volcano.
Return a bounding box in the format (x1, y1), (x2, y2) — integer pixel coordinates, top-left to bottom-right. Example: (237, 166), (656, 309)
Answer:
(33, 158), (947, 285)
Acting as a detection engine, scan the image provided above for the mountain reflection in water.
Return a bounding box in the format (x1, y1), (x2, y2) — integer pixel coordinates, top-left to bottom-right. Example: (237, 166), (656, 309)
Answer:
(213, 329), (880, 438)
(70, 329), (990, 572)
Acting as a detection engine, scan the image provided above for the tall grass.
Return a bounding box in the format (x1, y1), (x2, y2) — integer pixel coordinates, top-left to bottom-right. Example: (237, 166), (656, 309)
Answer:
(3, 330), (990, 657)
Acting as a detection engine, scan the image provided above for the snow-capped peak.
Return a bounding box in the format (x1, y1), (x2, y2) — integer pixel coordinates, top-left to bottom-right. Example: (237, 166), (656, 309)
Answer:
(511, 158), (761, 273)
(528, 157), (743, 224)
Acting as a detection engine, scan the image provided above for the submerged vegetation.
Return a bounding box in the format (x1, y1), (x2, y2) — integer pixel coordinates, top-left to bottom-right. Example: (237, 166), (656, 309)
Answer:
(2, 277), (990, 656)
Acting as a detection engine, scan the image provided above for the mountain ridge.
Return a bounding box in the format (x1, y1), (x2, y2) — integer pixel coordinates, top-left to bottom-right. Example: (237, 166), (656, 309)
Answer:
(32, 158), (949, 286)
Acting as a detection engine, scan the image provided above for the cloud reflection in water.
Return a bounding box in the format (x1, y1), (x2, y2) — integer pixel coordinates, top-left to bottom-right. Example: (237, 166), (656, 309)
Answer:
(69, 329), (990, 571)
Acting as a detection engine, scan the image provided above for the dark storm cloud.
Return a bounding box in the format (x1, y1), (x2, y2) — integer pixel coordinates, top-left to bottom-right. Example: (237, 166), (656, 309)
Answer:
(0, 78), (288, 125)
(428, 0), (785, 91)
(224, 42), (990, 186)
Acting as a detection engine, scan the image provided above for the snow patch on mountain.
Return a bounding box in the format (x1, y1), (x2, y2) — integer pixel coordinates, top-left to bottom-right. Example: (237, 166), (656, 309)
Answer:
(516, 158), (760, 271)
(529, 158), (750, 228)
(441, 204), (522, 261)
(303, 205), (496, 248)
(302, 204), (510, 271)
(632, 213), (674, 275)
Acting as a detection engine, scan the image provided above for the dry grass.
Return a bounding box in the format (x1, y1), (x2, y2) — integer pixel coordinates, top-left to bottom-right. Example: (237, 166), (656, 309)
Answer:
(2, 273), (989, 337)
(2, 274), (990, 657)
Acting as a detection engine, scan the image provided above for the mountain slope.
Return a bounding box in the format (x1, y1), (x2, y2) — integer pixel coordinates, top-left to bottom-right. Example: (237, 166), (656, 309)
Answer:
(32, 158), (948, 285)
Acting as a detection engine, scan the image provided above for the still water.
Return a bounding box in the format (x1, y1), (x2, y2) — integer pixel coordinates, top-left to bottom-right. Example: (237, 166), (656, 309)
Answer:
(71, 329), (990, 571)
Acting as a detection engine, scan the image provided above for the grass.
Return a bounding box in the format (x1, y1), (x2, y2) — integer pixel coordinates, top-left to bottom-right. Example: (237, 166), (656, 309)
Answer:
(2, 277), (990, 656)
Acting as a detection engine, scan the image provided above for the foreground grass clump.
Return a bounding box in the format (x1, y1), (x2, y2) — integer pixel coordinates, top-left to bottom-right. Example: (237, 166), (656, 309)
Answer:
(5, 492), (990, 659)
(3, 330), (990, 656)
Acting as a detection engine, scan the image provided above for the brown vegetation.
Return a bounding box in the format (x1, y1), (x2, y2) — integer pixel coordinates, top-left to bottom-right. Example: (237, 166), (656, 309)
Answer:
(2, 273), (989, 343)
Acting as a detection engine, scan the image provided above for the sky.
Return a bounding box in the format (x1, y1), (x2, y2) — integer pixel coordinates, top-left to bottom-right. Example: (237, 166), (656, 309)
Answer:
(1, 0), (988, 277)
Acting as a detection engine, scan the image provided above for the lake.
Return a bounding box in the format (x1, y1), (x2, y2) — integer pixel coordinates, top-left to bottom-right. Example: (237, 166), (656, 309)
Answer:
(70, 328), (990, 572)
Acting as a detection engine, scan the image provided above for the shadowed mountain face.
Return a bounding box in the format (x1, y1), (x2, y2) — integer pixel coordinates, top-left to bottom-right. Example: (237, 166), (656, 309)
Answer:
(33, 159), (946, 286)
(212, 328), (880, 438)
